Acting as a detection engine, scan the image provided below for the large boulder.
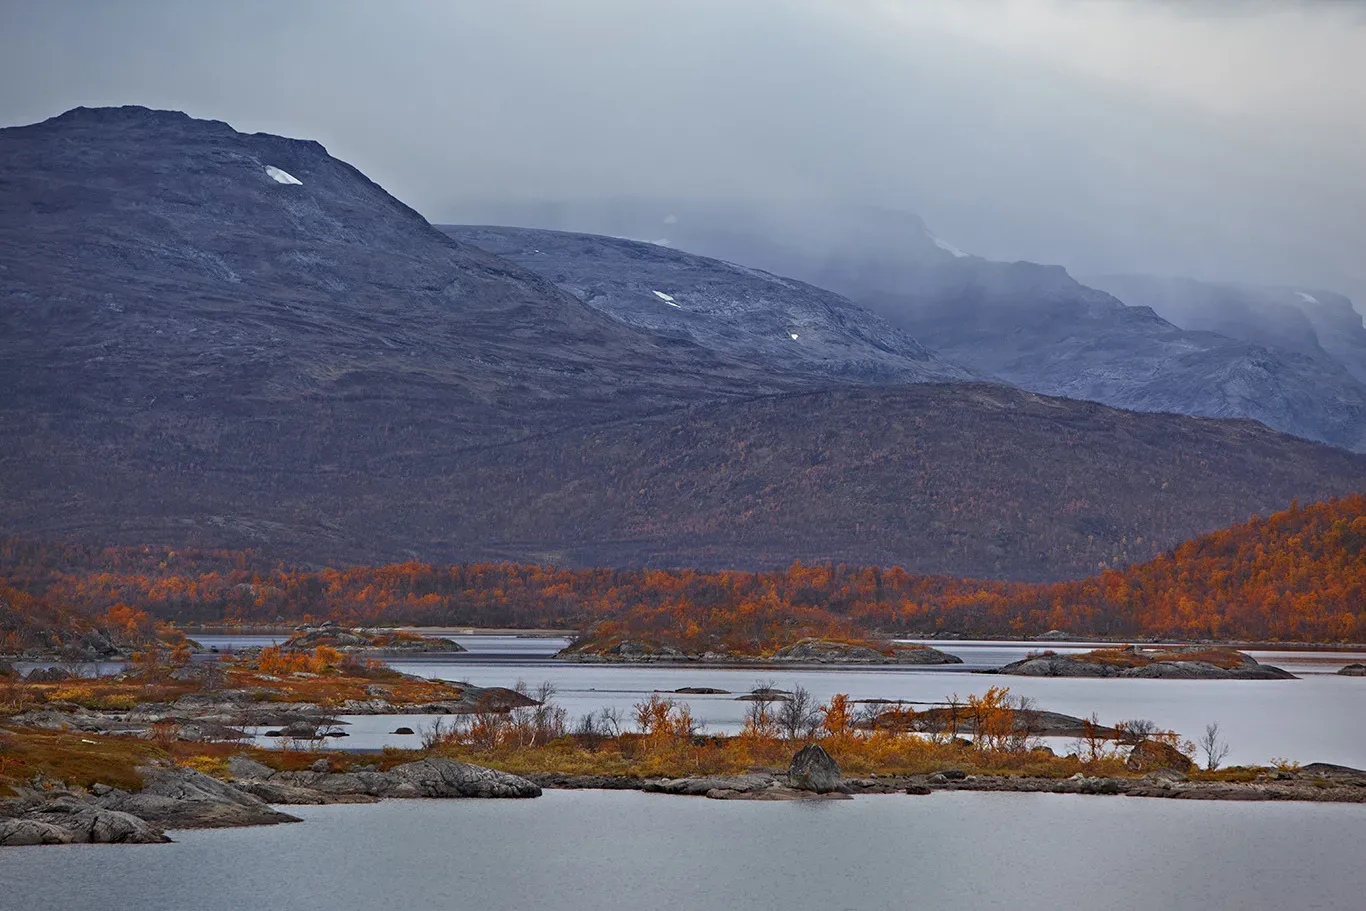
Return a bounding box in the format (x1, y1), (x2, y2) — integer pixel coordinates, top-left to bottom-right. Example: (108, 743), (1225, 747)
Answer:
(1338, 664), (1366, 677)
(1126, 740), (1195, 774)
(788, 744), (842, 793)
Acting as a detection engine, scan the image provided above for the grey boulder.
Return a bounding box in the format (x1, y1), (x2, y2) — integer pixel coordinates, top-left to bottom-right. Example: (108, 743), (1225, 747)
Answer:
(788, 744), (843, 793)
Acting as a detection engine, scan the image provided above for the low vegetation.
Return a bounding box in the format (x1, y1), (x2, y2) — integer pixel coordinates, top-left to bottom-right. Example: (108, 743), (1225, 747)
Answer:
(6, 492), (1366, 644)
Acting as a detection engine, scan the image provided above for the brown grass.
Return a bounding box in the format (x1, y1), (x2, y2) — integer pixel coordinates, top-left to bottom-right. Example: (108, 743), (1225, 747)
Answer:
(0, 728), (248, 794)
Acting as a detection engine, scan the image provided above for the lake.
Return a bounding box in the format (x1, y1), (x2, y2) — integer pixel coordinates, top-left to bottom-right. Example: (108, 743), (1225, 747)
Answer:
(208, 635), (1366, 767)
(4, 790), (1364, 911)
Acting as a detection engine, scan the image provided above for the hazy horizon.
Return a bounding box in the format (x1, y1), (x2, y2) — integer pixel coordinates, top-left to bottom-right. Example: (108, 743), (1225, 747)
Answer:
(3, 0), (1363, 304)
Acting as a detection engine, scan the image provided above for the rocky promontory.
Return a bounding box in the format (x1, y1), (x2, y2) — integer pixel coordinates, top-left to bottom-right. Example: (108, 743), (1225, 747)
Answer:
(991, 645), (1296, 680)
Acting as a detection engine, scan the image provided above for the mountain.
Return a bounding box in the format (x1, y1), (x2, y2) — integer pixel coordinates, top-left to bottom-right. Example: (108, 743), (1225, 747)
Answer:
(1085, 273), (1366, 386)
(0, 107), (833, 552)
(453, 199), (1366, 452)
(439, 225), (972, 384)
(5, 109), (1365, 580)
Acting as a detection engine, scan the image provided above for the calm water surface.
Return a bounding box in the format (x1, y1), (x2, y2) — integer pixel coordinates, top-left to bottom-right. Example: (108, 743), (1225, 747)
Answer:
(3, 790), (1364, 911)
(211, 635), (1366, 766)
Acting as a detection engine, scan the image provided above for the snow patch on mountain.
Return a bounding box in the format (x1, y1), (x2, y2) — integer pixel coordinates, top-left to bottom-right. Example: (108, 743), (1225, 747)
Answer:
(265, 165), (302, 185)
(652, 290), (682, 308)
(1296, 291), (1319, 304)
(926, 231), (968, 258)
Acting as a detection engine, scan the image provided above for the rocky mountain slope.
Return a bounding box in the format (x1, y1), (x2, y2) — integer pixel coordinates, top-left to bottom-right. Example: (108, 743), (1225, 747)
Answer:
(1086, 273), (1366, 385)
(850, 260), (1366, 453)
(440, 225), (971, 385)
(460, 199), (1366, 451)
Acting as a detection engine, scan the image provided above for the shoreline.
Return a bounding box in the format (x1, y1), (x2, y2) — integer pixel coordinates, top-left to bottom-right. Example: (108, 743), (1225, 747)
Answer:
(527, 769), (1366, 804)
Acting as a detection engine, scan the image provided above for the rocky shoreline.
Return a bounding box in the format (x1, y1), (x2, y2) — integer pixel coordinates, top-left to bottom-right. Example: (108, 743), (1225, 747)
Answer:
(6, 745), (1365, 848)
(0, 757), (541, 846)
(528, 761), (1366, 804)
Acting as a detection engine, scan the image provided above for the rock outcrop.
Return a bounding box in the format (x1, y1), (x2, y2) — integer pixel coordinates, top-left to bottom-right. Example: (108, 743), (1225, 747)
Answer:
(92, 765), (301, 829)
(2, 754), (543, 849)
(788, 744), (843, 793)
(1338, 664), (1366, 677)
(0, 797), (169, 845)
(227, 756), (542, 800)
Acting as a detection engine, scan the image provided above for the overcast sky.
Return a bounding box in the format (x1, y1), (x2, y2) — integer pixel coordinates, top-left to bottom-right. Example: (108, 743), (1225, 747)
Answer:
(2, 0), (1363, 300)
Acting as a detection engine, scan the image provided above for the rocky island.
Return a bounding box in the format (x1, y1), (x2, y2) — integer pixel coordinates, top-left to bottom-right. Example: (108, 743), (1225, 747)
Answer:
(270, 622), (468, 656)
(557, 636), (963, 665)
(989, 645), (1296, 680)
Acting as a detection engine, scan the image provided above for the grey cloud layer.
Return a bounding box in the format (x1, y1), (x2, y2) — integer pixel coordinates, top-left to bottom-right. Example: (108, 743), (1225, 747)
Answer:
(0, 0), (1362, 300)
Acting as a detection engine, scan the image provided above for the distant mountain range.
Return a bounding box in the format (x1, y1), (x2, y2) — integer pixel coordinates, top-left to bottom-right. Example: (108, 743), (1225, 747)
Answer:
(455, 199), (1366, 452)
(3, 107), (1366, 579)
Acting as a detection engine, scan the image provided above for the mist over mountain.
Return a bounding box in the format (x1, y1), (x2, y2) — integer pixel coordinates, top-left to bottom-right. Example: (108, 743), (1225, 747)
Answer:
(1087, 273), (1366, 386)
(452, 199), (1366, 452)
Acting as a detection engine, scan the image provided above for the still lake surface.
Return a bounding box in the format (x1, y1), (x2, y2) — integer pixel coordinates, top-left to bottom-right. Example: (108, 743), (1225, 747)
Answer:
(4, 790), (1365, 911)
(208, 634), (1366, 767)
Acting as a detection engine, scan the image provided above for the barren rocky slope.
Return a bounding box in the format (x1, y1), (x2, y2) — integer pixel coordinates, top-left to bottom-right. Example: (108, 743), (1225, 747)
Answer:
(441, 225), (972, 385)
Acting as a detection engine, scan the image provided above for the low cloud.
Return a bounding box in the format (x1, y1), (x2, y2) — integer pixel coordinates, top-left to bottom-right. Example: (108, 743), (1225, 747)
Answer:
(1, 0), (1362, 299)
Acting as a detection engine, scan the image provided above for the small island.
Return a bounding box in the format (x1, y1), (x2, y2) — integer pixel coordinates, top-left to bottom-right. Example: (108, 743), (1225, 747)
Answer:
(989, 645), (1296, 680)
(557, 636), (963, 666)
(274, 622), (468, 656)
